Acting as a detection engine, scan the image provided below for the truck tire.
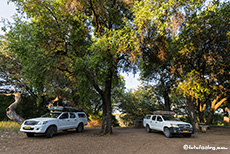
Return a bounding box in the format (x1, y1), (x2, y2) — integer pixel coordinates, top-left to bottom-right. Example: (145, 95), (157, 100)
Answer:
(146, 124), (151, 133)
(76, 123), (84, 133)
(26, 133), (34, 137)
(45, 126), (56, 138)
(164, 128), (172, 138)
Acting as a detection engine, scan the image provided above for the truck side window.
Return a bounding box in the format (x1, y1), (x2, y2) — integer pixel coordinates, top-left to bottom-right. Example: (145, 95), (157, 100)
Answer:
(78, 113), (86, 118)
(59, 113), (68, 119)
(152, 116), (156, 121)
(70, 112), (76, 118)
(157, 116), (163, 122)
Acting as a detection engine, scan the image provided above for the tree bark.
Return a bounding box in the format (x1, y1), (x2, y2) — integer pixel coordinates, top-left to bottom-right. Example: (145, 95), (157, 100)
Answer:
(206, 93), (228, 125)
(100, 77), (113, 135)
(196, 100), (206, 123)
(4, 87), (26, 125)
(92, 68), (113, 135)
(198, 111), (204, 123)
(48, 96), (60, 110)
(163, 88), (170, 111)
(186, 95), (199, 132)
(206, 109), (214, 125)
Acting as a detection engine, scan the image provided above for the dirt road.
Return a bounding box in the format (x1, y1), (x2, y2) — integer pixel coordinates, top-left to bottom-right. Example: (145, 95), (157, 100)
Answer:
(0, 127), (229, 154)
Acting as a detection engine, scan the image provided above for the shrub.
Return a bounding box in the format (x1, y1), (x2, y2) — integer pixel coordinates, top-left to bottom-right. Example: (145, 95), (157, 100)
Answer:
(212, 114), (224, 126)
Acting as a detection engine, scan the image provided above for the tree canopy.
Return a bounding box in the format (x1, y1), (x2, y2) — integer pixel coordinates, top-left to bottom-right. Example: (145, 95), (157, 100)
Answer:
(0, 0), (229, 133)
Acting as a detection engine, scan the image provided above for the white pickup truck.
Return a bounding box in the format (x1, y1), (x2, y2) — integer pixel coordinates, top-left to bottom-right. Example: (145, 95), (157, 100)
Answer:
(143, 112), (194, 138)
(20, 106), (87, 138)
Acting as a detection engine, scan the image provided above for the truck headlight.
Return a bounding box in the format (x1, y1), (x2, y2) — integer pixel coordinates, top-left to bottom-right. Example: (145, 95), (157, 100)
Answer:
(37, 121), (48, 125)
(170, 124), (178, 128)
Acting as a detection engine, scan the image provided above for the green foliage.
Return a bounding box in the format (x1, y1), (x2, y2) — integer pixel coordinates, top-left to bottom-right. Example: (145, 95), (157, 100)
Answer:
(87, 114), (103, 127)
(212, 114), (224, 126)
(16, 95), (47, 119)
(133, 0), (205, 36)
(0, 95), (14, 121)
(0, 94), (46, 120)
(174, 1), (230, 103)
(88, 113), (119, 127)
(176, 115), (192, 124)
(176, 70), (210, 100)
(117, 85), (162, 125)
(1, 0), (229, 129)
(3, 0), (90, 108)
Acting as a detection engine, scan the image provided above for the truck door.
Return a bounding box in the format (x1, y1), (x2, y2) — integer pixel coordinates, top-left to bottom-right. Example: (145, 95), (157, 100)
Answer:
(58, 112), (71, 129)
(77, 113), (87, 125)
(69, 112), (78, 128)
(150, 115), (156, 129)
(155, 116), (164, 131)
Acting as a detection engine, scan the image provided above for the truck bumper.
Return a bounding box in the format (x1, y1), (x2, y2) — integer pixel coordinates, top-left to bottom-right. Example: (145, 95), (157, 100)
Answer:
(169, 127), (194, 134)
(20, 125), (48, 134)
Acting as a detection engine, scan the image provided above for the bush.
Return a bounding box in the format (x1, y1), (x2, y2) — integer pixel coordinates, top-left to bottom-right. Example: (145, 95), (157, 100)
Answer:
(87, 114), (102, 127)
(212, 114), (224, 126)
(87, 114), (119, 127)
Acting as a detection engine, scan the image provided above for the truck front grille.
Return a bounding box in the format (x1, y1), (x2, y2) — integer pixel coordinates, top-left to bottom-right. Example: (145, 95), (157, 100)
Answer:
(178, 124), (191, 128)
(24, 121), (39, 125)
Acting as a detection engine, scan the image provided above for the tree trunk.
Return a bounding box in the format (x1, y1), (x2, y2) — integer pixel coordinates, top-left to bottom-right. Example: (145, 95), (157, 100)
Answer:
(101, 95), (112, 135)
(48, 96), (60, 110)
(163, 89), (170, 111)
(206, 95), (228, 125)
(206, 109), (214, 125)
(198, 111), (204, 123)
(196, 100), (206, 123)
(100, 77), (113, 135)
(5, 87), (26, 125)
(92, 67), (113, 135)
(186, 96), (199, 132)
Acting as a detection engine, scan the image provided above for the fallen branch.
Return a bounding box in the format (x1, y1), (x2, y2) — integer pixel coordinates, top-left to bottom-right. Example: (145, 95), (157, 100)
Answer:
(2, 86), (26, 125)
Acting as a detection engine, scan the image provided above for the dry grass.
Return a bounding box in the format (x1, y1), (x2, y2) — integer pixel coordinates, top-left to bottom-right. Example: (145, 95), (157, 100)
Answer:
(0, 121), (21, 132)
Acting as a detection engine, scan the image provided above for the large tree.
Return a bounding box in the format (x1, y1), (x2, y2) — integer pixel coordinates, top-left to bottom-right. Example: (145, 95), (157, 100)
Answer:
(173, 1), (230, 128)
(5, 0), (140, 134)
(134, 0), (230, 130)
(135, 0), (205, 111)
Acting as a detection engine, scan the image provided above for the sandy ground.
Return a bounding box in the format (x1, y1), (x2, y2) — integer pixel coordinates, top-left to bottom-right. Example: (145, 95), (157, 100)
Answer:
(0, 127), (230, 154)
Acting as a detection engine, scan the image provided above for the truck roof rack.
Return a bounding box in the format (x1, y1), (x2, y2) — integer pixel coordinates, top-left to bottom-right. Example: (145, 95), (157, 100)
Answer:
(153, 111), (175, 115)
(50, 106), (83, 112)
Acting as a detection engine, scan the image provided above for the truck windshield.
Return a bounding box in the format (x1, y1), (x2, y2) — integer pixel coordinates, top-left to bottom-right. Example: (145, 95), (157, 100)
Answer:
(162, 115), (179, 121)
(41, 112), (61, 118)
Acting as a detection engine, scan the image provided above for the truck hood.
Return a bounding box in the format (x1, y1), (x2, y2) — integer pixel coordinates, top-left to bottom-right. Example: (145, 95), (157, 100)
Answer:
(164, 121), (190, 125)
(25, 117), (56, 122)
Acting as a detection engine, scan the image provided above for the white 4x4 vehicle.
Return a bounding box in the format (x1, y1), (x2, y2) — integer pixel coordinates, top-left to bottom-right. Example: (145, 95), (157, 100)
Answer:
(20, 106), (87, 138)
(143, 111), (194, 138)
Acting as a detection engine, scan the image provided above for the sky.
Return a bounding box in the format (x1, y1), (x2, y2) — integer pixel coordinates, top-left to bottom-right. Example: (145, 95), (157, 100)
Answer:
(0, 0), (141, 90)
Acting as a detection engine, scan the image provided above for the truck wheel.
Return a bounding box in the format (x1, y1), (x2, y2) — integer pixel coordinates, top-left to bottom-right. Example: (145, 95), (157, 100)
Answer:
(76, 123), (84, 133)
(164, 128), (172, 138)
(146, 125), (151, 133)
(46, 126), (56, 138)
(26, 133), (34, 137)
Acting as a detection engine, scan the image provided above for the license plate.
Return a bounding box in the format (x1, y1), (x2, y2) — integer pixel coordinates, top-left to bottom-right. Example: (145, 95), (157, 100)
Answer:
(24, 126), (31, 130)
(183, 130), (189, 133)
